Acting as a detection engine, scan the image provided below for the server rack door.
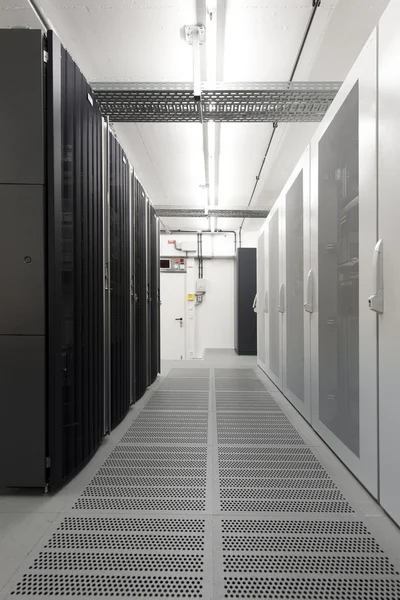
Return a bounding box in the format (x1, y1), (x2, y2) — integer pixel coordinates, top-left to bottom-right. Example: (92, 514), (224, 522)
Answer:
(109, 134), (130, 429)
(377, 1), (400, 526)
(129, 170), (136, 405)
(310, 31), (378, 498)
(256, 231), (266, 369)
(135, 181), (148, 400)
(48, 32), (105, 488)
(281, 148), (312, 422)
(156, 218), (161, 375)
(266, 201), (283, 390)
(0, 30), (47, 488)
(237, 249), (257, 355)
(103, 119), (111, 433)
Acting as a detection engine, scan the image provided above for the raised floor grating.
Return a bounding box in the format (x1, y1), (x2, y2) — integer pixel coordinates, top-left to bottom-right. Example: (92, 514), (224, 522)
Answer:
(214, 368), (258, 379)
(159, 378), (210, 391)
(168, 368), (210, 378)
(7, 365), (400, 599)
(11, 574), (204, 597)
(215, 378), (265, 391)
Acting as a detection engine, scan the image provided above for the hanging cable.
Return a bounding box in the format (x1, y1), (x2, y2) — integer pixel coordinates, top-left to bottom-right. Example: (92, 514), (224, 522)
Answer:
(239, 0), (322, 232)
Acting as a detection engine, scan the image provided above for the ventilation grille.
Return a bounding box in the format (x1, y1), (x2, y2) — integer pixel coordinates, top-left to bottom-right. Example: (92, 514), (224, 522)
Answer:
(59, 517), (206, 533)
(220, 499), (354, 513)
(83, 486), (206, 499)
(46, 532), (205, 552)
(215, 379), (265, 391)
(73, 496), (206, 511)
(32, 552), (204, 573)
(223, 577), (400, 599)
(215, 369), (258, 379)
(159, 378), (210, 391)
(222, 534), (381, 553)
(223, 554), (399, 576)
(168, 368), (210, 378)
(11, 574), (203, 597)
(221, 519), (369, 535)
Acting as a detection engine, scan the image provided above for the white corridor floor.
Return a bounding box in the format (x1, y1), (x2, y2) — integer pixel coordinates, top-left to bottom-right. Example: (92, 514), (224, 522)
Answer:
(1, 350), (400, 599)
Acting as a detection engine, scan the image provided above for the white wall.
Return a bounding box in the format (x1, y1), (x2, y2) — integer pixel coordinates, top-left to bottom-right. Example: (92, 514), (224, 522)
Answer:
(160, 231), (258, 358)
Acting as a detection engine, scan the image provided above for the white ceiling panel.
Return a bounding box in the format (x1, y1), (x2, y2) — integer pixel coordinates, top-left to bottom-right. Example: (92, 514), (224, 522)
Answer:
(218, 123), (272, 206)
(0, 2), (40, 28)
(40, 0), (198, 81)
(136, 123), (206, 204)
(222, 0), (312, 81)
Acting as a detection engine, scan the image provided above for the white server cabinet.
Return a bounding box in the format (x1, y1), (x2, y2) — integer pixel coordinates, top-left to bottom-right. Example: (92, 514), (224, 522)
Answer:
(265, 201), (283, 390)
(256, 231), (267, 371)
(376, 0), (400, 526)
(310, 31), (378, 498)
(281, 149), (312, 421)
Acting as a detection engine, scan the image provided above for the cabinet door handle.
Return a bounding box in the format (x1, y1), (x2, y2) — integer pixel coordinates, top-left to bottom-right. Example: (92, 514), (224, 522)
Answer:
(252, 294), (257, 312)
(368, 239), (384, 314)
(278, 283), (285, 313)
(264, 290), (268, 313)
(304, 269), (314, 313)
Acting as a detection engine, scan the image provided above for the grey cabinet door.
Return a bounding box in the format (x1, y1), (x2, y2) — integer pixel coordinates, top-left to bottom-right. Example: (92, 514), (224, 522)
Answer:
(281, 148), (312, 422)
(310, 31), (378, 498)
(377, 0), (400, 526)
(267, 203), (282, 389)
(257, 231), (266, 367)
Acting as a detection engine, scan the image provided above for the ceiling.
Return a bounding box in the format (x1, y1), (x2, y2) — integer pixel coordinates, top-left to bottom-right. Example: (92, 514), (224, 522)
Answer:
(0, 0), (390, 232)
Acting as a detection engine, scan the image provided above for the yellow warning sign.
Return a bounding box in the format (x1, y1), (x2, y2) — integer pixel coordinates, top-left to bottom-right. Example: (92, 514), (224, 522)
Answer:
(187, 293), (195, 301)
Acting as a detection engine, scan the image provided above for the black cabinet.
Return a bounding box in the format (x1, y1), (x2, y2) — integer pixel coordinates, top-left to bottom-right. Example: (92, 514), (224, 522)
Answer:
(235, 248), (257, 355)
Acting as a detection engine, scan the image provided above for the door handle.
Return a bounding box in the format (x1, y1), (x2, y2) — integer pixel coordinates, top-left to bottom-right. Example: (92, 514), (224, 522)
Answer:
(277, 283), (285, 313)
(175, 317), (183, 328)
(252, 294), (257, 313)
(368, 239), (384, 314)
(304, 269), (314, 313)
(264, 290), (268, 313)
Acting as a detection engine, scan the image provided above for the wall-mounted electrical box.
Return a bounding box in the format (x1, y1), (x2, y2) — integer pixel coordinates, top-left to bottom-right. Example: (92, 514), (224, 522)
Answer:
(196, 279), (207, 292)
(175, 241), (197, 252)
(160, 257), (187, 273)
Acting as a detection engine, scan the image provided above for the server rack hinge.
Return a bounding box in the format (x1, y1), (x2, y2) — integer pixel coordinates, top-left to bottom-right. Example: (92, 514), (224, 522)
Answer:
(46, 457), (51, 468)
(43, 50), (49, 63)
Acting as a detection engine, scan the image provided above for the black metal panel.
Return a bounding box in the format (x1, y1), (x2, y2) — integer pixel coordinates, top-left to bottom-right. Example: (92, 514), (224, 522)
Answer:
(0, 186), (45, 335)
(0, 30), (47, 488)
(0, 336), (46, 487)
(134, 179), (148, 400)
(109, 134), (131, 428)
(235, 248), (257, 355)
(0, 30), (45, 185)
(48, 32), (104, 488)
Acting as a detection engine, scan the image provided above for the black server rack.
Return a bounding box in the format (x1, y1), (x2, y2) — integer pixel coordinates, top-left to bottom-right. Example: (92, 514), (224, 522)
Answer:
(235, 248), (257, 355)
(135, 179), (148, 400)
(109, 134), (131, 428)
(0, 30), (105, 489)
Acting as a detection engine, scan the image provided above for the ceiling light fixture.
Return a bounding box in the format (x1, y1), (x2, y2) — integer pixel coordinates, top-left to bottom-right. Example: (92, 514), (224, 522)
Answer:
(206, 0), (217, 232)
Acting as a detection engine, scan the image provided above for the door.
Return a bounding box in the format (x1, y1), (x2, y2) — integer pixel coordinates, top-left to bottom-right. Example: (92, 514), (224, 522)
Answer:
(161, 272), (185, 360)
(377, 0), (400, 526)
(257, 231), (266, 370)
(265, 202), (283, 390)
(310, 31), (378, 497)
(281, 149), (312, 421)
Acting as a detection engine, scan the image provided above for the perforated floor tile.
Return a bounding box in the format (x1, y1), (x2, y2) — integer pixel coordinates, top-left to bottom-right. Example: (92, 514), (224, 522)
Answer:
(5, 364), (400, 600)
(215, 378), (265, 391)
(159, 378), (210, 391)
(214, 369), (258, 379)
(168, 368), (210, 378)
